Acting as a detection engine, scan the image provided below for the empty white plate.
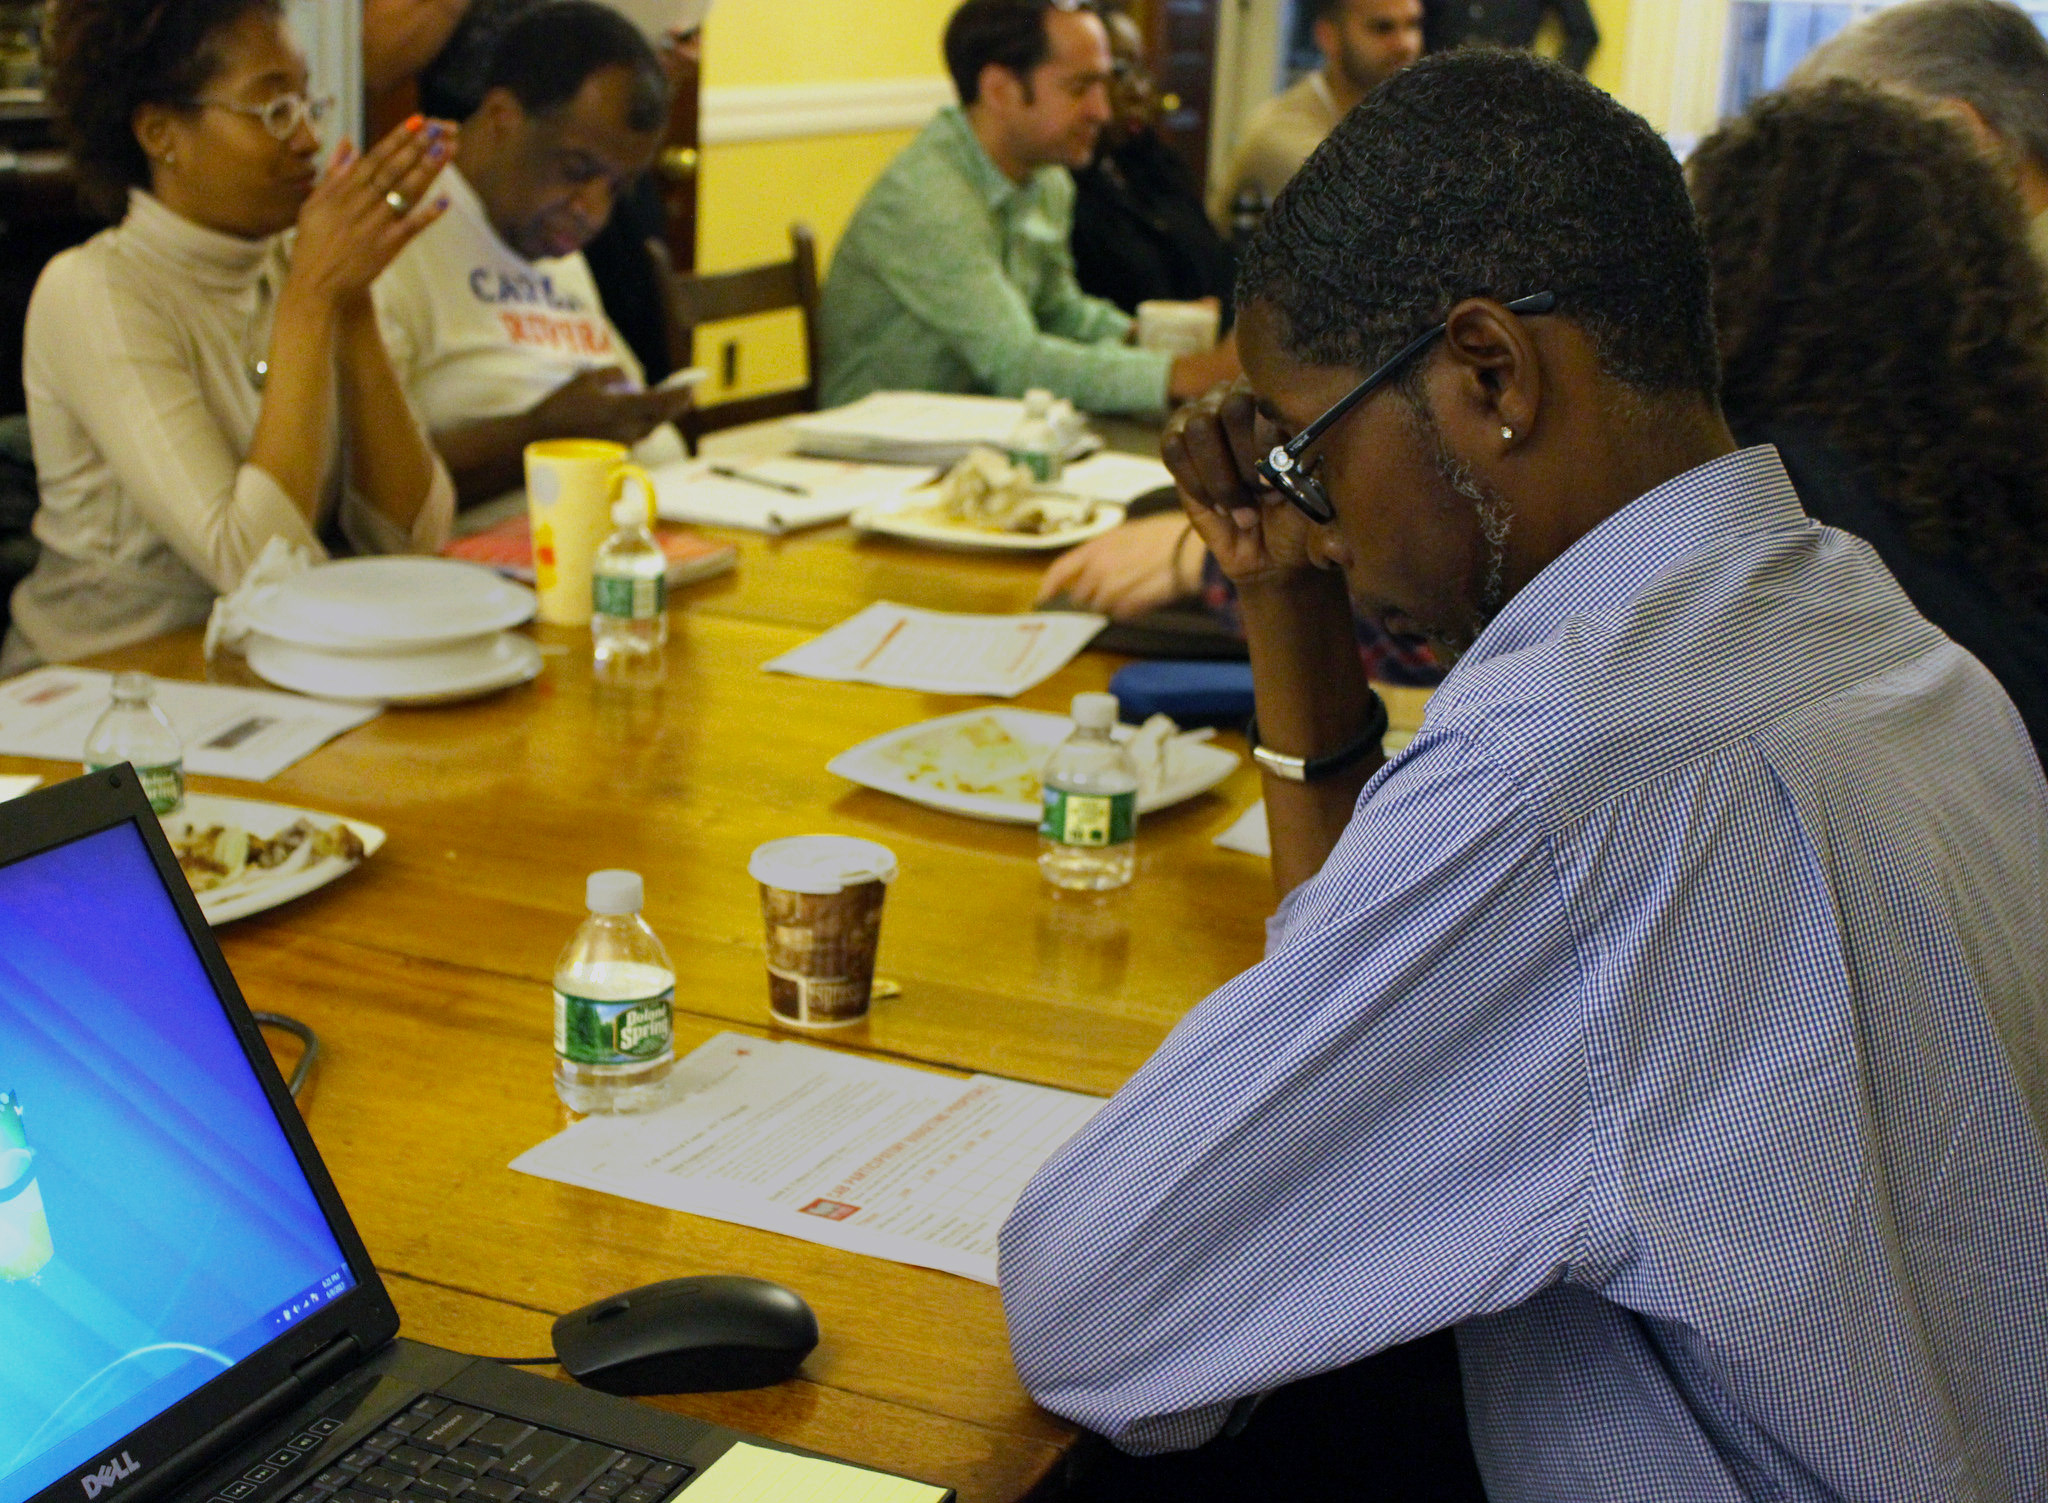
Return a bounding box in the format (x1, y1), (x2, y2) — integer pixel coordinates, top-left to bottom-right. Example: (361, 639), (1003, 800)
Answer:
(245, 631), (543, 705)
(240, 558), (536, 653)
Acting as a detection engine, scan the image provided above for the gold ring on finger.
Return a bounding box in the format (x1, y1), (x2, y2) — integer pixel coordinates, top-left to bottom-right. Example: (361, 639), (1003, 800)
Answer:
(384, 189), (410, 215)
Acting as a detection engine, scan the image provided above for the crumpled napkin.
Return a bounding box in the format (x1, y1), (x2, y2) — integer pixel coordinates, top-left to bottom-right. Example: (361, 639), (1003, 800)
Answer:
(203, 536), (316, 660)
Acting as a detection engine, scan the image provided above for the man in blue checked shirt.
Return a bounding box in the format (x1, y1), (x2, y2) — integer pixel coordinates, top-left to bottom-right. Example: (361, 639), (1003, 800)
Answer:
(999, 48), (2048, 1503)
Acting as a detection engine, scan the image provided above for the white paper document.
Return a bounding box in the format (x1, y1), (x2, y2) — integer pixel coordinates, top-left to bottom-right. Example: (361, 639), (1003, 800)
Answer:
(648, 456), (932, 535)
(0, 667), (379, 782)
(1213, 798), (1271, 857)
(509, 1033), (1104, 1284)
(0, 774), (41, 802)
(1055, 451), (1177, 505)
(763, 602), (1105, 699)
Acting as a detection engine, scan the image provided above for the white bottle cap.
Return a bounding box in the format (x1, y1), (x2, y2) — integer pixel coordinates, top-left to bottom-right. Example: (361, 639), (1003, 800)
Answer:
(586, 869), (643, 914)
(1070, 691), (1118, 731)
(748, 835), (898, 895)
(1023, 388), (1052, 416)
(111, 671), (154, 702)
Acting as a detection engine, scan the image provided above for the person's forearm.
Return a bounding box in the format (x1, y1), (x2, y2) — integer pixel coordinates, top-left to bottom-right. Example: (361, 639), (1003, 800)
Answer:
(335, 297), (436, 530)
(244, 288), (339, 518)
(434, 412), (539, 507)
(1240, 568), (1383, 896)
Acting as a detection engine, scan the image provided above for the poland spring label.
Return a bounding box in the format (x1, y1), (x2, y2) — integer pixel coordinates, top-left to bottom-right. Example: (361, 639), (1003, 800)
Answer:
(554, 986), (674, 1066)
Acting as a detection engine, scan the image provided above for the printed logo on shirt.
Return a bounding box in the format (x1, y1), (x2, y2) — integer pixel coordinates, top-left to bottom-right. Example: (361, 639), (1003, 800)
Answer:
(468, 267), (590, 313)
(497, 310), (617, 357)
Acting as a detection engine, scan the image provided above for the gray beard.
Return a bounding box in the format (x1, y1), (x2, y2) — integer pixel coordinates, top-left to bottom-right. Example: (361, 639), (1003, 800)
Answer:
(1406, 401), (1515, 657)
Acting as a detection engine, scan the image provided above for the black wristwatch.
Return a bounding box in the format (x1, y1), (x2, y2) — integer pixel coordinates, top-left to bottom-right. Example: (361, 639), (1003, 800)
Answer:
(1245, 693), (1390, 782)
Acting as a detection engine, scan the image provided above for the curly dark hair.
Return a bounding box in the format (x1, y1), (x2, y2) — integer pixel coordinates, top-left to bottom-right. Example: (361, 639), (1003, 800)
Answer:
(1237, 49), (1719, 400)
(1690, 80), (2048, 614)
(44, 0), (281, 219)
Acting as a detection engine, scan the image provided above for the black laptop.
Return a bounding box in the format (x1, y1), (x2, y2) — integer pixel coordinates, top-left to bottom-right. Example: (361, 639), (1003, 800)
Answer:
(0, 767), (953, 1503)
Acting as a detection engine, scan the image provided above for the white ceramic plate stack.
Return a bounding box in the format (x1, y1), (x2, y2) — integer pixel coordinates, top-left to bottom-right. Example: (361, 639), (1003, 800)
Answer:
(239, 558), (542, 705)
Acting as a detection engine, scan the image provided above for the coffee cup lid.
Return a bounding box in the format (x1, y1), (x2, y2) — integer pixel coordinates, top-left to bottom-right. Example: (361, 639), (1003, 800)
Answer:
(749, 835), (899, 894)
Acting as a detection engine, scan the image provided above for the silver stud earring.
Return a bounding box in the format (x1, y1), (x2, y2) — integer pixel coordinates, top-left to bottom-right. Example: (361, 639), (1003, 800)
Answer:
(1500, 425), (1514, 441)
(163, 150), (176, 165)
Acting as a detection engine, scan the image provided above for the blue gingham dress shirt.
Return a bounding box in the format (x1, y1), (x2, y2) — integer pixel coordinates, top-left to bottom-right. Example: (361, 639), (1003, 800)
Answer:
(999, 447), (2048, 1500)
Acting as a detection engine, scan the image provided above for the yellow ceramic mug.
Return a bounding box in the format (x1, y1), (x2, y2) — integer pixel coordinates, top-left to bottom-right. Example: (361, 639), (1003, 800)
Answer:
(524, 439), (654, 626)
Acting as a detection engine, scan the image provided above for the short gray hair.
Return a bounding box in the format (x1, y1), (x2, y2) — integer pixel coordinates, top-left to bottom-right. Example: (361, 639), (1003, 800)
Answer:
(1788, 0), (2048, 174)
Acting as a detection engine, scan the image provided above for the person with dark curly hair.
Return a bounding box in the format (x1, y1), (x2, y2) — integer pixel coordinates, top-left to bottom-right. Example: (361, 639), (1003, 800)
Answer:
(1690, 80), (2048, 759)
(1002, 49), (2048, 1503)
(0, 0), (458, 673)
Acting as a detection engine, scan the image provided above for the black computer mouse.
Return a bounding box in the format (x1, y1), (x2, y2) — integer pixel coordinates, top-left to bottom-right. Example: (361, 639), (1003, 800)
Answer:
(552, 1275), (821, 1395)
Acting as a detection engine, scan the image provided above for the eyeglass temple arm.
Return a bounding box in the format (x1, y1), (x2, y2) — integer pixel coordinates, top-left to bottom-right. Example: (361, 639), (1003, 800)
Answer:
(1277, 290), (1560, 462)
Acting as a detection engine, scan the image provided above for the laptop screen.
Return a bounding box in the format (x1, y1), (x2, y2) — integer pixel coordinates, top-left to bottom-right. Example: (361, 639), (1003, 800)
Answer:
(0, 820), (357, 1503)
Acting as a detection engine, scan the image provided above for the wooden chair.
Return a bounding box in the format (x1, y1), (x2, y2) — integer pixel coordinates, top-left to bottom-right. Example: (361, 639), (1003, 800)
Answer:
(648, 224), (821, 453)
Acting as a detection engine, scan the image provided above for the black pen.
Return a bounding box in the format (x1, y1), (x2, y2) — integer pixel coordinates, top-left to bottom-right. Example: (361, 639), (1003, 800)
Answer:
(709, 464), (810, 497)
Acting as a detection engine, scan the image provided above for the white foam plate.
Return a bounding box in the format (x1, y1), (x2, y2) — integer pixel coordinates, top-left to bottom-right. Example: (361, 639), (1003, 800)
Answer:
(828, 707), (1239, 824)
(240, 558), (536, 652)
(245, 631), (543, 705)
(163, 793), (385, 926)
(850, 496), (1125, 553)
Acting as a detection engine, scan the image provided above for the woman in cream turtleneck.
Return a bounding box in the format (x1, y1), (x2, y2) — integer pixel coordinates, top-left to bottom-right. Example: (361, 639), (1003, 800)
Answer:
(1, 0), (461, 671)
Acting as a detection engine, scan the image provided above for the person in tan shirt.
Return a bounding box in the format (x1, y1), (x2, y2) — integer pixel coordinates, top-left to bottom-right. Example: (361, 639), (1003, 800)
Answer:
(1212, 0), (1422, 222)
(3, 0), (457, 673)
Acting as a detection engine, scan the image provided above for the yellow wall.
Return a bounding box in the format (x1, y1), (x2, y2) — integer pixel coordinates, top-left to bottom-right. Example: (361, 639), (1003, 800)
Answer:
(692, 0), (957, 401)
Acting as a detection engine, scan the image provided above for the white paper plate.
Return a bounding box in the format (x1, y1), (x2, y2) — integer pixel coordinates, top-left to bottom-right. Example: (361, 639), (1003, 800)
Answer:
(163, 793), (385, 925)
(828, 707), (1239, 824)
(849, 497), (1125, 553)
(245, 632), (543, 705)
(240, 558), (536, 652)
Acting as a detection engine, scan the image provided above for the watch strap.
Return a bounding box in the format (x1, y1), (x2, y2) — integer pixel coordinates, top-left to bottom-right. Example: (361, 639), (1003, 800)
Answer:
(1246, 693), (1390, 782)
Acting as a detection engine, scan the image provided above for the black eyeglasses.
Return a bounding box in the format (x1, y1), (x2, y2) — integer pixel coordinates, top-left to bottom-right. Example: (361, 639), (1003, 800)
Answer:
(1254, 291), (1557, 524)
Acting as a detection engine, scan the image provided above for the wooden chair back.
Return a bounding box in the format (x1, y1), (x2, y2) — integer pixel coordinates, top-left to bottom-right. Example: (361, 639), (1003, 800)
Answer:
(649, 224), (821, 450)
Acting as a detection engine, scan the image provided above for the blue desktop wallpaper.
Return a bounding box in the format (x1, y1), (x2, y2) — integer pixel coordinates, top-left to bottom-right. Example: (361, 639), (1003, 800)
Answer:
(0, 823), (353, 1503)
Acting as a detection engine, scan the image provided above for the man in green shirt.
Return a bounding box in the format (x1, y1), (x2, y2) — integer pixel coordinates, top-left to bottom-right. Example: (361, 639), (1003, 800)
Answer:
(820, 0), (1239, 413)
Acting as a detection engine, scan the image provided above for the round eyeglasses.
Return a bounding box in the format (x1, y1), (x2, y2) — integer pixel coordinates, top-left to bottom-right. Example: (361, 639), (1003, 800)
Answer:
(197, 91), (335, 142)
(1254, 292), (1558, 525)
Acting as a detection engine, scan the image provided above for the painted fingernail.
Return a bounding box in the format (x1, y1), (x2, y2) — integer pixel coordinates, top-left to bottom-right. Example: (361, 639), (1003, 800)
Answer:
(428, 139), (448, 160)
(425, 120), (443, 140)
(433, 196), (449, 212)
(404, 113), (424, 132)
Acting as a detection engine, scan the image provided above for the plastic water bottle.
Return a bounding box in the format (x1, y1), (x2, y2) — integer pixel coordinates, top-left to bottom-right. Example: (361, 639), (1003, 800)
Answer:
(82, 672), (184, 816)
(592, 493), (667, 674)
(1038, 692), (1137, 890)
(1007, 388), (1064, 484)
(553, 870), (675, 1113)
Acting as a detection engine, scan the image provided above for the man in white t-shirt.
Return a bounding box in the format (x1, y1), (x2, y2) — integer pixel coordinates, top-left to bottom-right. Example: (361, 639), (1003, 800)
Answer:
(375, 0), (694, 505)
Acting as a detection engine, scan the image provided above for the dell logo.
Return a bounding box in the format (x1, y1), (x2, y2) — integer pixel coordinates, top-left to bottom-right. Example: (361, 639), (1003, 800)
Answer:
(81, 1452), (140, 1498)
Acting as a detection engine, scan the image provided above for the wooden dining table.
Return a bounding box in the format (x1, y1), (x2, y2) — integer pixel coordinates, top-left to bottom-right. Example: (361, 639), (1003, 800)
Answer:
(0, 450), (1431, 1503)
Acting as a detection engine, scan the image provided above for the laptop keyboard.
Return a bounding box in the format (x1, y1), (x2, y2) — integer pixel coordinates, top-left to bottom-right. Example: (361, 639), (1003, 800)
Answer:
(281, 1397), (694, 1503)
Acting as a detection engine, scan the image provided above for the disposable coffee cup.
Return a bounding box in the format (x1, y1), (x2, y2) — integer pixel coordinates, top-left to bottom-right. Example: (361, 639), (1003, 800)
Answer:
(524, 438), (653, 626)
(748, 836), (898, 1029)
(1135, 299), (1221, 358)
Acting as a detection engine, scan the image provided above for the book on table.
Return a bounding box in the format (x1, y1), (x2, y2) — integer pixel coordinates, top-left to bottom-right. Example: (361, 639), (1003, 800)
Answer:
(441, 516), (738, 588)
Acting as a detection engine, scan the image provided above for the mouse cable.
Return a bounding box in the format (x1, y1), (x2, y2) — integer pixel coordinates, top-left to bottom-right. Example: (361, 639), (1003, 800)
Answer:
(469, 1353), (560, 1366)
(253, 1012), (321, 1099)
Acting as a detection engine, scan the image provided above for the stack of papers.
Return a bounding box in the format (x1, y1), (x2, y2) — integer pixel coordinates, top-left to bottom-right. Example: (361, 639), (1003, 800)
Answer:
(763, 602), (1105, 698)
(0, 667), (378, 781)
(511, 1033), (1103, 1285)
(789, 392), (1101, 466)
(648, 456), (933, 535)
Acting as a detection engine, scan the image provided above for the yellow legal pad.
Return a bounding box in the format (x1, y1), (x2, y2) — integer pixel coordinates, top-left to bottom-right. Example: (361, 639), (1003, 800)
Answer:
(681, 1443), (949, 1503)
